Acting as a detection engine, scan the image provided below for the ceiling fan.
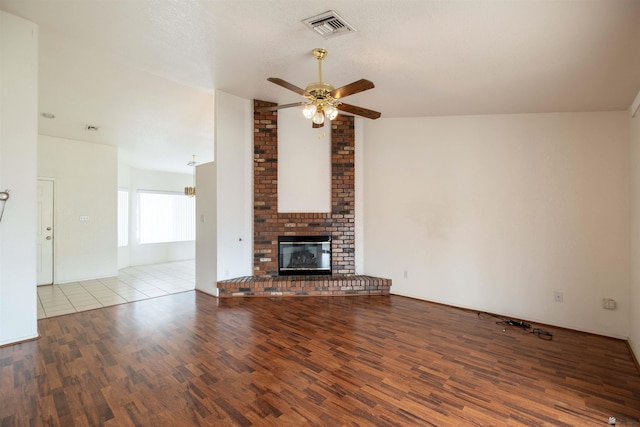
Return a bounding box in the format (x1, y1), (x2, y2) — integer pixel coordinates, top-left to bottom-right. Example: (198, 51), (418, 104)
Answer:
(257, 48), (381, 127)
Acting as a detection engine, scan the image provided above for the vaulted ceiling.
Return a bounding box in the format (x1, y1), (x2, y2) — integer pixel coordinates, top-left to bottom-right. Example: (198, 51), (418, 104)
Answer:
(1, 0), (639, 173)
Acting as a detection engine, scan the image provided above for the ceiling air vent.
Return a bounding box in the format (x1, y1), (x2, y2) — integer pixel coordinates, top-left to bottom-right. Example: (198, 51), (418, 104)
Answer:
(302, 10), (356, 39)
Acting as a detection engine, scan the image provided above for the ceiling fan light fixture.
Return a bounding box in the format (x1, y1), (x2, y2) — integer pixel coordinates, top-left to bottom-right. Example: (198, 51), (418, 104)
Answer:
(312, 111), (325, 125)
(303, 103), (317, 118)
(184, 155), (197, 198)
(324, 104), (338, 120)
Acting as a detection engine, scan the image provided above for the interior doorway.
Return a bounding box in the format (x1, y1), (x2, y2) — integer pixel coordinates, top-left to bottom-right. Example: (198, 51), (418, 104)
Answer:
(37, 179), (54, 286)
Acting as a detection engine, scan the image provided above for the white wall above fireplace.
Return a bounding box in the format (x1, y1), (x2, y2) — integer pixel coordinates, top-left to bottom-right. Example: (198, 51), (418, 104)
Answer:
(278, 108), (331, 213)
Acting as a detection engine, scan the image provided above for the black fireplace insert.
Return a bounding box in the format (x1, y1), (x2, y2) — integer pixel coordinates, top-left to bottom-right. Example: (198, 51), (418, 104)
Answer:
(278, 236), (331, 276)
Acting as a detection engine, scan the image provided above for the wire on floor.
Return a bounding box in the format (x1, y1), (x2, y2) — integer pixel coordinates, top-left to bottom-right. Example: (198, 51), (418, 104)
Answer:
(477, 312), (553, 340)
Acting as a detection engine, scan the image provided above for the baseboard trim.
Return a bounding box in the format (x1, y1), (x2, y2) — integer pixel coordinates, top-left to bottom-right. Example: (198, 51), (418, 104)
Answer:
(627, 339), (640, 375)
(0, 332), (40, 348)
(391, 291), (629, 339)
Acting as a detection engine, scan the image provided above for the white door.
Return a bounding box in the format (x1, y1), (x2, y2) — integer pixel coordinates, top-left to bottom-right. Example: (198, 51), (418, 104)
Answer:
(37, 180), (54, 286)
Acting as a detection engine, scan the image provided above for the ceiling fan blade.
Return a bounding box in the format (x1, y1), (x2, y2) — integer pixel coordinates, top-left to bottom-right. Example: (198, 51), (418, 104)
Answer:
(330, 79), (375, 99)
(256, 102), (306, 112)
(267, 77), (311, 97)
(337, 102), (381, 120)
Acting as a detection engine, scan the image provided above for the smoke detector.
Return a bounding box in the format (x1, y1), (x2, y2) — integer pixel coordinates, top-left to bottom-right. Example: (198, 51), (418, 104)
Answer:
(302, 10), (356, 39)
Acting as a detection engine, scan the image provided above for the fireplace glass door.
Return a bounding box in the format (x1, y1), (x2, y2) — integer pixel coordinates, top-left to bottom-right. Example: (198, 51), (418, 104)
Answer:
(278, 236), (331, 276)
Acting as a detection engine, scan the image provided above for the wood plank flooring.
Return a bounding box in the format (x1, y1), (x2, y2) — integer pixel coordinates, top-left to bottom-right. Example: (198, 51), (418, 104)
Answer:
(1, 292), (639, 426)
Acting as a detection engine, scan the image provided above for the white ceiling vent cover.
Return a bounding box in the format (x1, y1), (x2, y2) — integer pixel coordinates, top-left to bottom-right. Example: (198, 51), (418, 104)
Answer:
(302, 10), (356, 39)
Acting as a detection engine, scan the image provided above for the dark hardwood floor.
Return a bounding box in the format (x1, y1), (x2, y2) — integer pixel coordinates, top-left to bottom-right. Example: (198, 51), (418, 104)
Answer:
(1, 291), (639, 426)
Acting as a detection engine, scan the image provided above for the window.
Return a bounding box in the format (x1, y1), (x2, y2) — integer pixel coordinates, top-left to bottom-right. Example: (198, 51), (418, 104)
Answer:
(117, 189), (129, 247)
(137, 191), (195, 244)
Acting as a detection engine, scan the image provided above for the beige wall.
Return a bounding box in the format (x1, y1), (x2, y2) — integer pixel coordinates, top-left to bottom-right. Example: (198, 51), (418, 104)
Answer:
(364, 112), (630, 338)
(38, 135), (118, 283)
(629, 105), (640, 358)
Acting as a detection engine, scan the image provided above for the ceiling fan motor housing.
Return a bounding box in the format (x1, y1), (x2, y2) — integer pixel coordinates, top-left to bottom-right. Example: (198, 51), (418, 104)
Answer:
(305, 81), (335, 94)
(305, 82), (338, 109)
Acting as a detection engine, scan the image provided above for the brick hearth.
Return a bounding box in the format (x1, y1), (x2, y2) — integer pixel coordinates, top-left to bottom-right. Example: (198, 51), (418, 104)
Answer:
(216, 100), (391, 297)
(217, 275), (391, 297)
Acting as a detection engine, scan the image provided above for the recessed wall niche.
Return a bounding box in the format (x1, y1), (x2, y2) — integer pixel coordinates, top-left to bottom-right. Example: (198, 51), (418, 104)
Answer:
(277, 108), (332, 213)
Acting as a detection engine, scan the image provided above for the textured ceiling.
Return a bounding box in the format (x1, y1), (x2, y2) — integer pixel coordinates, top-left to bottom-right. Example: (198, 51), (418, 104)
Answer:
(1, 0), (639, 173)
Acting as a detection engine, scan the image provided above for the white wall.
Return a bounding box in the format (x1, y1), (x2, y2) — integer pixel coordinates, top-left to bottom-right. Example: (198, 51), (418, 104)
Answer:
(364, 112), (629, 338)
(38, 135), (118, 283)
(215, 91), (252, 280)
(117, 160), (131, 269)
(278, 108), (331, 213)
(196, 161), (217, 295)
(355, 118), (364, 274)
(0, 11), (39, 345)
(126, 167), (195, 266)
(629, 102), (640, 359)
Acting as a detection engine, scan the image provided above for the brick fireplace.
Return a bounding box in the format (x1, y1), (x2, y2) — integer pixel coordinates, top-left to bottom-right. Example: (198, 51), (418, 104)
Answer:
(216, 100), (391, 297)
(253, 100), (356, 277)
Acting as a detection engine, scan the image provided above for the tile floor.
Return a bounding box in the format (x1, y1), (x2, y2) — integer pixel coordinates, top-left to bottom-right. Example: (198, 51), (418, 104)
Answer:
(37, 260), (195, 319)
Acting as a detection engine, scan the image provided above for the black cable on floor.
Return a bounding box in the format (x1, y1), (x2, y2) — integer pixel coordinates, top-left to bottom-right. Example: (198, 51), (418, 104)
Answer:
(477, 311), (553, 340)
(530, 328), (553, 340)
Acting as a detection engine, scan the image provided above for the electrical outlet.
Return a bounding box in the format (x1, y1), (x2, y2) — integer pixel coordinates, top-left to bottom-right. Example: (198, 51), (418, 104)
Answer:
(554, 291), (563, 303)
(602, 298), (616, 310)
(79, 215), (89, 222)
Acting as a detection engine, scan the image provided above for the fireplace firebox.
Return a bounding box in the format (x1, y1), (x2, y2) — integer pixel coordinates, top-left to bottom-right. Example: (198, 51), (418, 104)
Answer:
(278, 236), (331, 276)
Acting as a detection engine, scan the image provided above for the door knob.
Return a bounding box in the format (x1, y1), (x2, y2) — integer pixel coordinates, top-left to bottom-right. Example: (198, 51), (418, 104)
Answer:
(46, 236), (52, 240)
(46, 227), (52, 231)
